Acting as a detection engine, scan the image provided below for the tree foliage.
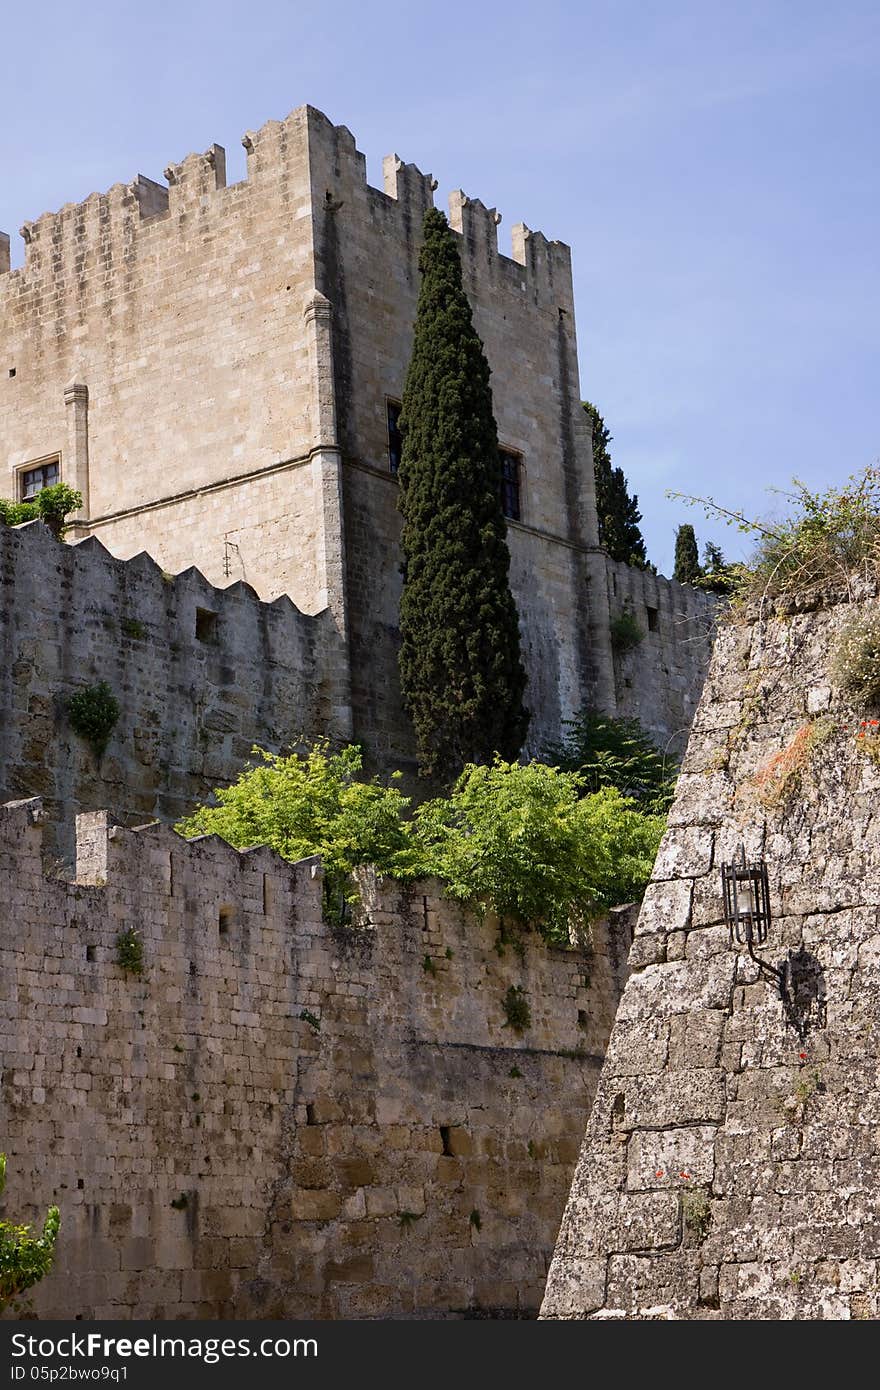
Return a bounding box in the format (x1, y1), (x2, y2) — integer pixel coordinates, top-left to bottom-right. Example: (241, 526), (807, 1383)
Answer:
(673, 523), (702, 584)
(397, 208), (529, 780)
(0, 483), (82, 539)
(0, 1154), (60, 1316)
(544, 710), (677, 812)
(584, 401), (648, 568)
(413, 759), (664, 943)
(176, 744), (415, 912)
(178, 744), (664, 945)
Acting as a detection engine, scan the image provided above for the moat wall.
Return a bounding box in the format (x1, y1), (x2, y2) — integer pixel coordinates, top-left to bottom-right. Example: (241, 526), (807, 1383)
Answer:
(543, 584), (880, 1320)
(0, 797), (632, 1319)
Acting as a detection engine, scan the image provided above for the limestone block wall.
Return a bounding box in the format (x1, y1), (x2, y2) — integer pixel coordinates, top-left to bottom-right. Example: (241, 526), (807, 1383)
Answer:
(0, 797), (632, 1319)
(542, 583), (880, 1320)
(0, 521), (345, 857)
(0, 114), (326, 608)
(605, 557), (717, 757)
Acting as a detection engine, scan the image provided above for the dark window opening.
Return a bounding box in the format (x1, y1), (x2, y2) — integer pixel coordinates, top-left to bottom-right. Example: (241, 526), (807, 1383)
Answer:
(646, 605), (659, 633)
(86, 945), (96, 962)
(387, 399), (403, 475)
(19, 458), (59, 501)
(195, 608), (217, 643)
(499, 449), (521, 521)
(8, 367), (16, 378)
(218, 905), (235, 935)
(439, 1125), (452, 1156)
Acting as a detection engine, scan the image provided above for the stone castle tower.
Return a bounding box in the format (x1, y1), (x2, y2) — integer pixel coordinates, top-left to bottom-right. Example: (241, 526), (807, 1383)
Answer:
(0, 103), (713, 773)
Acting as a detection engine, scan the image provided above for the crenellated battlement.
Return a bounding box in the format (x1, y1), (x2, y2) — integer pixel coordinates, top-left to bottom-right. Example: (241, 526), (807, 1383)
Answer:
(0, 519), (347, 855)
(0, 102), (569, 301)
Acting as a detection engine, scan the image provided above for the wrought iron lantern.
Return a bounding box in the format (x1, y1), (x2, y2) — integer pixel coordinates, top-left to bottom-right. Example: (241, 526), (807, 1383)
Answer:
(721, 844), (788, 1000)
(719, 845), (824, 1037)
(721, 845), (771, 947)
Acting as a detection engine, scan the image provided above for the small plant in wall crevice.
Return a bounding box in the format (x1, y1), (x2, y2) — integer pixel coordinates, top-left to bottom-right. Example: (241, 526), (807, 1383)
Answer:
(67, 681), (120, 758)
(681, 1187), (712, 1243)
(501, 984), (531, 1034)
(609, 605), (644, 656)
(115, 927), (144, 976)
(830, 609), (880, 707)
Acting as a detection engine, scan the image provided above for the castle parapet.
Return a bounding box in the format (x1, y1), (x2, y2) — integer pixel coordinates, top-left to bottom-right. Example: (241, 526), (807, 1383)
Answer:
(383, 154), (435, 221)
(164, 145), (227, 210)
(448, 189), (501, 263)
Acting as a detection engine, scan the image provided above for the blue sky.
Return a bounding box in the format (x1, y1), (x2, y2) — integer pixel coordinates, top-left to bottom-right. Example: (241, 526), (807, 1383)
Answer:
(2, 0), (877, 574)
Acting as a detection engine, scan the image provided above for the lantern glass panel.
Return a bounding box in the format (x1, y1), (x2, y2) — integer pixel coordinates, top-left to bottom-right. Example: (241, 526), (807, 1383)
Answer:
(721, 848), (770, 946)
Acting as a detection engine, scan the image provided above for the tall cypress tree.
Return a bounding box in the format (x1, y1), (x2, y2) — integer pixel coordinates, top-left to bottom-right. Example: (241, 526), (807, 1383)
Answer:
(397, 208), (529, 781)
(673, 523), (702, 584)
(583, 402), (648, 568)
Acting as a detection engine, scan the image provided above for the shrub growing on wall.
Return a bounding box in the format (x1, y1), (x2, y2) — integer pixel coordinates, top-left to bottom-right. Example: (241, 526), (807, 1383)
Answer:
(830, 610), (880, 707)
(668, 466), (880, 610)
(67, 681), (121, 758)
(0, 483), (82, 539)
(0, 1154), (60, 1315)
(396, 207), (529, 781)
(609, 606), (644, 655)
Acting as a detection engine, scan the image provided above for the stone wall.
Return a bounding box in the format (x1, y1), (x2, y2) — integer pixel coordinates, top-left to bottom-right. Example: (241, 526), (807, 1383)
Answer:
(0, 520), (347, 857)
(0, 797), (632, 1319)
(542, 584), (880, 1319)
(605, 557), (717, 756)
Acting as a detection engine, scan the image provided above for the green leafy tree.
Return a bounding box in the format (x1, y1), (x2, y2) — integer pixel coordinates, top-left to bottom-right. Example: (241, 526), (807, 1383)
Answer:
(397, 207), (529, 781)
(673, 523), (702, 584)
(584, 401), (648, 568)
(179, 743), (665, 945)
(413, 758), (665, 943)
(0, 483), (82, 539)
(545, 710), (677, 812)
(0, 1154), (61, 1316)
(177, 743), (416, 914)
